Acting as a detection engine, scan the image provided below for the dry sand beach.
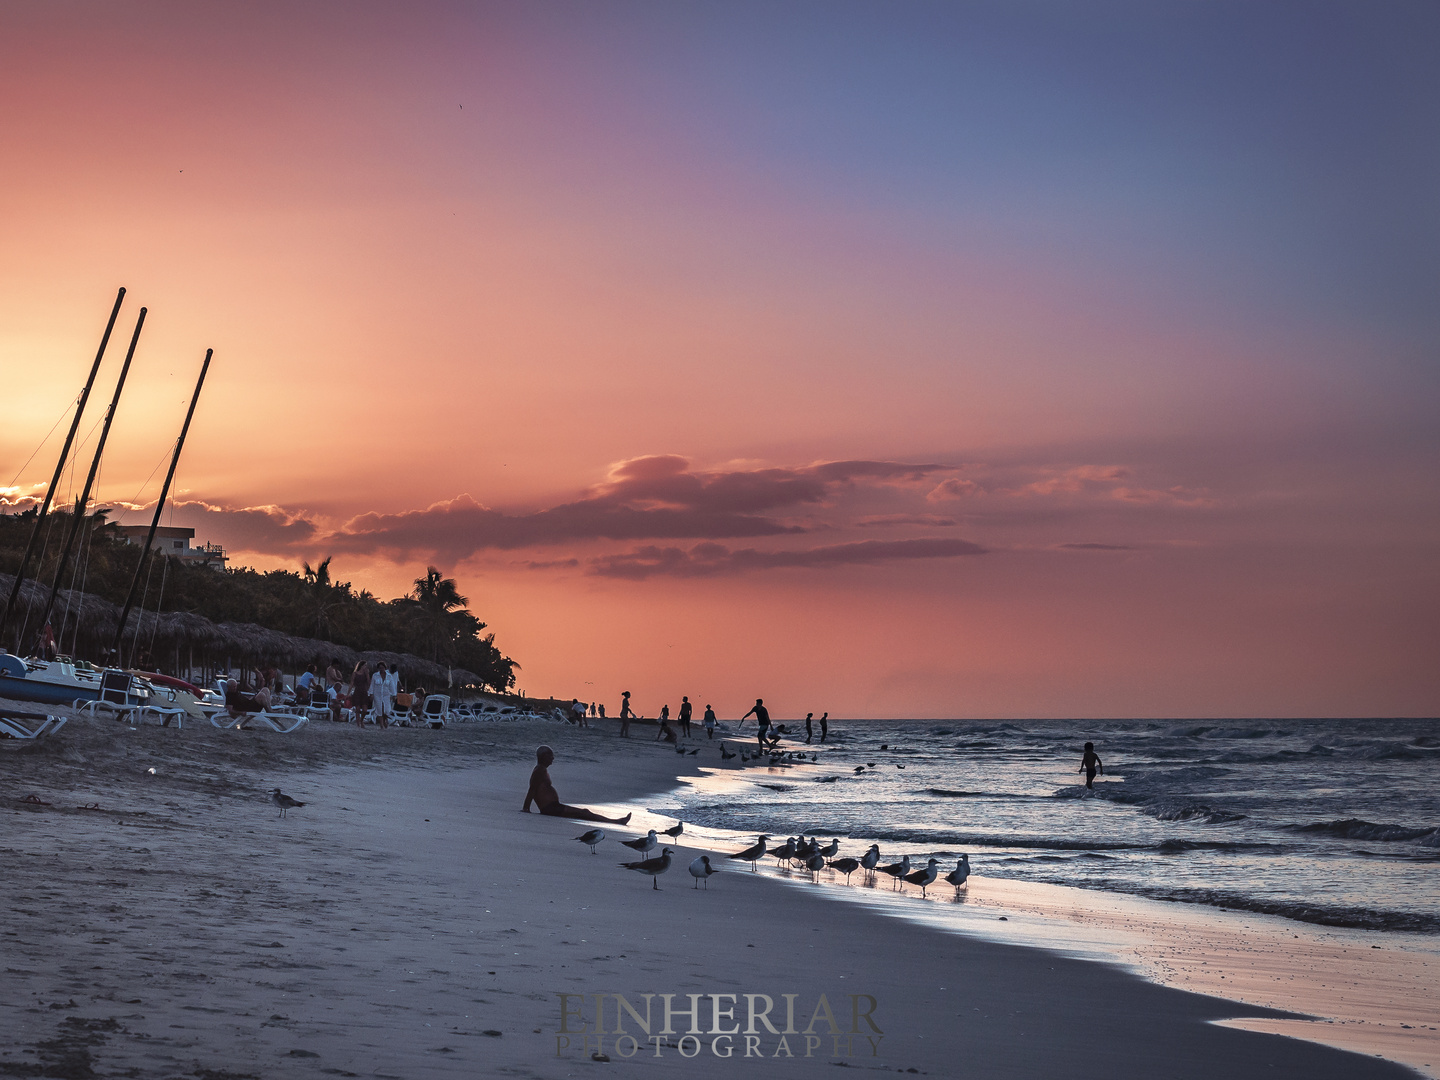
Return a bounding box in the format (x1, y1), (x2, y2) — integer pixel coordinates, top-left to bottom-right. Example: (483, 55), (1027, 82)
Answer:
(1, 704), (1433, 1079)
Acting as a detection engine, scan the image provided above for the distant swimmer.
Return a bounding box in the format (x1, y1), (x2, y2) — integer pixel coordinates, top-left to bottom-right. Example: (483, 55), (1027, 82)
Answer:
(1079, 742), (1104, 789)
(522, 746), (632, 824)
(819, 712), (828, 743)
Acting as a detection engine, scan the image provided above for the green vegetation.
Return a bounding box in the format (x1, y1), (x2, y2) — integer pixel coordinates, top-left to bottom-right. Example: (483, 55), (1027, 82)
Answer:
(0, 508), (516, 691)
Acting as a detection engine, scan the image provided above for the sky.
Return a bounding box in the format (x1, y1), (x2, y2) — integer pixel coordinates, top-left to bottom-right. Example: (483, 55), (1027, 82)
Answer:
(2, 0), (1436, 718)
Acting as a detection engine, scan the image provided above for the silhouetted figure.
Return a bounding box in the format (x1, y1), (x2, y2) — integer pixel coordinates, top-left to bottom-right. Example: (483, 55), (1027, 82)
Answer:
(820, 712), (828, 742)
(678, 696), (693, 737)
(523, 745), (632, 824)
(703, 704), (716, 739)
(619, 691), (633, 737)
(740, 698), (771, 751)
(805, 712), (814, 744)
(656, 704), (677, 743)
(1079, 742), (1104, 789)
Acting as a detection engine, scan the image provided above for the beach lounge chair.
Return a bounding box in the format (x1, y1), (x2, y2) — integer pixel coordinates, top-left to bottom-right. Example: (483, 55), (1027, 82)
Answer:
(0, 711), (68, 739)
(420, 694), (450, 729)
(208, 702), (309, 734)
(74, 669), (146, 723)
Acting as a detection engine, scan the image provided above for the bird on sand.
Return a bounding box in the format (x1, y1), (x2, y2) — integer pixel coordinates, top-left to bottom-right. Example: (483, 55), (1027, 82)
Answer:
(574, 828), (605, 854)
(859, 844), (881, 879)
(818, 838), (840, 859)
(805, 852), (827, 881)
(688, 855), (717, 889)
(828, 856), (861, 883)
(662, 822), (684, 838)
(270, 788), (305, 818)
(945, 855), (971, 894)
(727, 835), (769, 871)
(720, 744), (737, 760)
(621, 847), (673, 889)
(905, 858), (941, 898)
(770, 838), (797, 866)
(877, 854), (911, 890)
(621, 830), (658, 856)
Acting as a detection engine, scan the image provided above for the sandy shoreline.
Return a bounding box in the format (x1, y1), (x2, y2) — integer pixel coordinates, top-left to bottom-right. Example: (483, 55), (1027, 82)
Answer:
(0, 705), (1430, 1078)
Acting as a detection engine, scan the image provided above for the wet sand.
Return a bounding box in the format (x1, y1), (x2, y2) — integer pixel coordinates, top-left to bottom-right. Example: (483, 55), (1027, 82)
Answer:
(0, 703), (1426, 1078)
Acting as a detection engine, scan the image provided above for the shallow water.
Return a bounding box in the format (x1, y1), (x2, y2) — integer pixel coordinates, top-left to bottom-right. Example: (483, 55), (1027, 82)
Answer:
(657, 718), (1440, 933)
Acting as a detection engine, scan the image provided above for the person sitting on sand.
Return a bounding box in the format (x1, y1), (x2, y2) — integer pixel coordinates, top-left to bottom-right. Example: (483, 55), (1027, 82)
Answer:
(522, 746), (632, 824)
(656, 704), (675, 742)
(1079, 741), (1104, 789)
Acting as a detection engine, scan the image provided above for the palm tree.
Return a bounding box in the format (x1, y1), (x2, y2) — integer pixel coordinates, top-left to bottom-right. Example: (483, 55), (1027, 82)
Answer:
(410, 566), (468, 664)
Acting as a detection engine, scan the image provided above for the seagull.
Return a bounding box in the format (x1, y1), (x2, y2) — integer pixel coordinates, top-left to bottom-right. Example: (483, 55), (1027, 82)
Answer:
(905, 858), (941, 897)
(854, 766), (866, 774)
(770, 838), (797, 866)
(805, 853), (826, 881)
(621, 847), (673, 889)
(828, 856), (861, 883)
(620, 830), (657, 856)
(859, 844), (881, 879)
(574, 828), (605, 854)
(688, 855), (717, 889)
(270, 788), (305, 818)
(878, 855), (911, 890)
(896, 764), (906, 770)
(728, 835), (769, 871)
(818, 838), (839, 859)
(945, 854), (971, 894)
(662, 822), (684, 839)
(794, 837), (815, 862)
(720, 744), (737, 760)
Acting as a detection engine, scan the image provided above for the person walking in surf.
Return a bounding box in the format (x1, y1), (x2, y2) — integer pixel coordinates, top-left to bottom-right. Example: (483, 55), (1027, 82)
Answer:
(1079, 742), (1104, 789)
(739, 698), (771, 751)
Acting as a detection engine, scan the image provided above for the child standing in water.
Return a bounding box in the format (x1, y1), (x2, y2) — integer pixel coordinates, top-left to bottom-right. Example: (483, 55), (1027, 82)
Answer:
(1079, 742), (1104, 789)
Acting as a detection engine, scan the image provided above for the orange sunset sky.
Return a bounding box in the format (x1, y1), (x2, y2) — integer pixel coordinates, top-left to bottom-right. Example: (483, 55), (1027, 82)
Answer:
(2, 1), (1437, 718)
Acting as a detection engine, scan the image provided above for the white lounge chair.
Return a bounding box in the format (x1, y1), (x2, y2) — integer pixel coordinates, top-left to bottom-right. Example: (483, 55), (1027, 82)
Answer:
(74, 669), (146, 723)
(0, 711), (68, 739)
(420, 694), (450, 728)
(209, 705), (309, 734)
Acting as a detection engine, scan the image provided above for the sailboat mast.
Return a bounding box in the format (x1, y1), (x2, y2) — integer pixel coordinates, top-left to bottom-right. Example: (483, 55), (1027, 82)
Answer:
(112, 349), (213, 664)
(0, 286), (125, 650)
(36, 308), (147, 638)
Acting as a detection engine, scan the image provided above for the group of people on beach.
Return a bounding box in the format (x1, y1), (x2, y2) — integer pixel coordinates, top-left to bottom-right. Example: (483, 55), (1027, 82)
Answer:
(600, 692), (829, 750)
(223, 659), (426, 726)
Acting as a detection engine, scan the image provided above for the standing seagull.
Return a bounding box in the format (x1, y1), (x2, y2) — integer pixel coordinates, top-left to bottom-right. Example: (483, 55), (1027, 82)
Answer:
(621, 847), (673, 889)
(727, 835), (769, 871)
(620, 830), (658, 857)
(877, 854), (911, 890)
(828, 856), (861, 884)
(905, 858), (941, 898)
(859, 844), (881, 881)
(720, 744), (737, 760)
(270, 788), (305, 818)
(945, 855), (971, 895)
(661, 822), (684, 839)
(574, 828), (606, 854)
(688, 855), (717, 889)
(805, 852), (827, 882)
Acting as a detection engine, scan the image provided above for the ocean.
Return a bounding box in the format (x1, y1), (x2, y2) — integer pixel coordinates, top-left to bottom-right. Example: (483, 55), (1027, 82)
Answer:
(655, 718), (1440, 933)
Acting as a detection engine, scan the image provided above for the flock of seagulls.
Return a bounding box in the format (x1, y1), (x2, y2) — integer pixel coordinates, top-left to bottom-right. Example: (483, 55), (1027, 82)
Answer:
(580, 818), (973, 898)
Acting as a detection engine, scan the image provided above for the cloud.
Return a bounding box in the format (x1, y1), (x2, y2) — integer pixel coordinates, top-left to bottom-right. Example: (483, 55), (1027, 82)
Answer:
(1059, 542), (1135, 551)
(856, 514), (958, 527)
(327, 456), (959, 560)
(588, 537), (989, 580)
(926, 478), (982, 501)
(166, 499), (319, 552)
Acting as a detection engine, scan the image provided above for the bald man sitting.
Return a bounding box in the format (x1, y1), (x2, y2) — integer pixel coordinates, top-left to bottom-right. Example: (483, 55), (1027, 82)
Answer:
(522, 745), (632, 824)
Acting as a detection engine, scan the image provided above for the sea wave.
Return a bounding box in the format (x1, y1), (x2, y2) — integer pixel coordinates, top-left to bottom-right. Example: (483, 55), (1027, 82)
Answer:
(1288, 818), (1438, 844)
